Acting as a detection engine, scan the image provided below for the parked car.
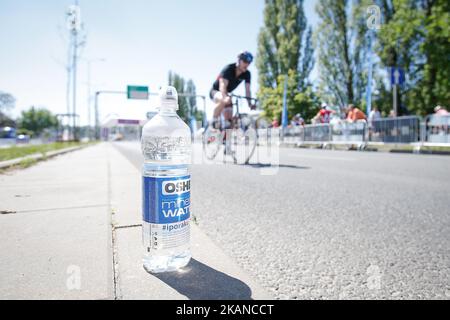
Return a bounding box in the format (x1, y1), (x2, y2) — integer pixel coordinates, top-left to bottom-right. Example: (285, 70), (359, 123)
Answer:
(16, 134), (30, 144)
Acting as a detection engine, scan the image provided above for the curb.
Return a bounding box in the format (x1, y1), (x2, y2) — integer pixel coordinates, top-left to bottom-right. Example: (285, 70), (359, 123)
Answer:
(278, 142), (450, 155)
(0, 145), (90, 170)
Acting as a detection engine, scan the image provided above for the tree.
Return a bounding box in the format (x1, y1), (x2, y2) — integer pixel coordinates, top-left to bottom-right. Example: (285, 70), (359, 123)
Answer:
(256, 0), (315, 121)
(167, 71), (203, 124)
(0, 112), (15, 127)
(376, 0), (450, 115)
(376, 0), (424, 115)
(315, 0), (370, 108)
(0, 91), (16, 127)
(0, 91), (15, 113)
(259, 70), (318, 123)
(17, 106), (58, 137)
(415, 0), (450, 113)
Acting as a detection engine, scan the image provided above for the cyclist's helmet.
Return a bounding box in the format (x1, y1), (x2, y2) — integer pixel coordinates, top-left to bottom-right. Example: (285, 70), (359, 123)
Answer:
(238, 51), (253, 63)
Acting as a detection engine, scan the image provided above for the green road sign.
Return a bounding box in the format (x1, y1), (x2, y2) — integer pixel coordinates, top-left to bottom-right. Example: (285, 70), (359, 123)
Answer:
(127, 85), (149, 100)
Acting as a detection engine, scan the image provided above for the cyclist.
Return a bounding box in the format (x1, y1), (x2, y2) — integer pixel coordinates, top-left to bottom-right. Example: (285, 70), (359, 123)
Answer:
(210, 51), (256, 128)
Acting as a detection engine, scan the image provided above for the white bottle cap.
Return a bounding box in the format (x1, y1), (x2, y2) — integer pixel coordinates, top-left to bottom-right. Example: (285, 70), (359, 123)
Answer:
(159, 85), (178, 110)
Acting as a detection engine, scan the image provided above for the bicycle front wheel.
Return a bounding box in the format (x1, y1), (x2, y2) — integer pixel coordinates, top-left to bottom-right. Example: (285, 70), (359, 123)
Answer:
(203, 126), (223, 160)
(229, 127), (257, 165)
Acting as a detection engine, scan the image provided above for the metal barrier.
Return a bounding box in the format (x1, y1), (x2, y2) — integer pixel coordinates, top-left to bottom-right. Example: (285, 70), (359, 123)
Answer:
(423, 114), (450, 144)
(368, 116), (421, 144)
(301, 124), (331, 145)
(330, 120), (367, 147)
(275, 114), (450, 149)
(283, 126), (303, 145)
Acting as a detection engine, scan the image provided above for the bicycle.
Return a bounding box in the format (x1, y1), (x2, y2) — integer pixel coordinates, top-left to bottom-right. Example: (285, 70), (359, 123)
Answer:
(202, 94), (259, 164)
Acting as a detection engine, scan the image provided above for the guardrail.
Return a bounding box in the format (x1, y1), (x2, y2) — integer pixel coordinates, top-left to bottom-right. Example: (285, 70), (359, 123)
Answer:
(277, 113), (450, 149)
(283, 126), (303, 145)
(302, 124), (331, 145)
(330, 120), (366, 147)
(368, 116), (421, 144)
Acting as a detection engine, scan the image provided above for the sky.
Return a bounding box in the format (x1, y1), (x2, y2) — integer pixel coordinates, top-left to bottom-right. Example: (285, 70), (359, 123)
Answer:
(0, 0), (319, 125)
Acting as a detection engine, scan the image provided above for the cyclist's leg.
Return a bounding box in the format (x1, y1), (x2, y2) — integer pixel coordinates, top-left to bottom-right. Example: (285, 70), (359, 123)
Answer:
(222, 105), (233, 128)
(208, 90), (221, 129)
(212, 91), (231, 118)
(211, 90), (231, 129)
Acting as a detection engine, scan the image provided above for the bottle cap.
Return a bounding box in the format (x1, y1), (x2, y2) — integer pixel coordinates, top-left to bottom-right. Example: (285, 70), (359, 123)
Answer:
(159, 85), (178, 110)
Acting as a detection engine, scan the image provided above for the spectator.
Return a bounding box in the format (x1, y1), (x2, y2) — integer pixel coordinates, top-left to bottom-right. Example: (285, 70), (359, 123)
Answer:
(388, 109), (396, 118)
(368, 106), (381, 126)
(311, 113), (320, 124)
(315, 103), (335, 123)
(271, 117), (280, 128)
(434, 105), (449, 116)
(368, 106), (382, 139)
(290, 116), (298, 126)
(430, 105), (449, 136)
(291, 113), (305, 126)
(346, 104), (367, 122)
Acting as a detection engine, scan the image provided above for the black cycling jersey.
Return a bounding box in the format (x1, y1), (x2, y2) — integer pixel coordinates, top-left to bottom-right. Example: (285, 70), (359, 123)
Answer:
(212, 63), (251, 93)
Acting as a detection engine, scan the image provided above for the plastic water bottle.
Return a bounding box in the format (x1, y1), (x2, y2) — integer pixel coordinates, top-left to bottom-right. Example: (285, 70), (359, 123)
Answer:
(141, 85), (192, 273)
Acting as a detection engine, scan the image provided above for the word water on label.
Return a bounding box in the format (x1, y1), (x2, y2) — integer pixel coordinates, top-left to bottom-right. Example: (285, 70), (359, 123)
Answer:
(142, 175), (190, 251)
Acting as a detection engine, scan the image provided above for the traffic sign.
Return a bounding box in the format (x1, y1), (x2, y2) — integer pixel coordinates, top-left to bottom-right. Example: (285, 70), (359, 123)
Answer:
(127, 85), (149, 100)
(389, 67), (405, 86)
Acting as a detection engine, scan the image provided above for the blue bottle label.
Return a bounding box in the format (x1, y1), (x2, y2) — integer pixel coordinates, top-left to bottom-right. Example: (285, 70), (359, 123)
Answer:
(142, 175), (191, 224)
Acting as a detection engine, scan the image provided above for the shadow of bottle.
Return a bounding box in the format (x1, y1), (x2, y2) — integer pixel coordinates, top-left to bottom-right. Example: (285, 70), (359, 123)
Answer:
(152, 258), (253, 300)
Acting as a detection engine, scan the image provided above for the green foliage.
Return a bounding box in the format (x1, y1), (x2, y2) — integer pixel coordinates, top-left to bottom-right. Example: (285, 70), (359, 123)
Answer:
(256, 0), (315, 122)
(417, 0), (450, 113)
(259, 70), (318, 122)
(0, 141), (84, 161)
(376, 0), (450, 115)
(17, 106), (58, 137)
(16, 128), (34, 136)
(0, 112), (15, 127)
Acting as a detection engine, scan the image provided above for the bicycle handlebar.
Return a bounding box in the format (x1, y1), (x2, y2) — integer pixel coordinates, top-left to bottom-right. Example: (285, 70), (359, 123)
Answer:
(229, 93), (258, 103)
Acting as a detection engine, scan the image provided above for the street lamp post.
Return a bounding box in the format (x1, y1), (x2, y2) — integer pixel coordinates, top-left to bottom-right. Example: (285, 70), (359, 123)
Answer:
(366, 5), (381, 116)
(94, 91), (129, 140)
(84, 58), (105, 140)
(66, 2), (82, 140)
(94, 91), (100, 140)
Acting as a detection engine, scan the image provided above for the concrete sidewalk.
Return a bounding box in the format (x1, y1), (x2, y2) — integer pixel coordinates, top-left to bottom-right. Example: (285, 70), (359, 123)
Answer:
(0, 142), (272, 300)
(0, 143), (113, 299)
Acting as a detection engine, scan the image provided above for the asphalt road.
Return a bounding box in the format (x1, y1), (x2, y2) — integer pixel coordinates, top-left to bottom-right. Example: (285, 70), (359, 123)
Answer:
(113, 141), (450, 300)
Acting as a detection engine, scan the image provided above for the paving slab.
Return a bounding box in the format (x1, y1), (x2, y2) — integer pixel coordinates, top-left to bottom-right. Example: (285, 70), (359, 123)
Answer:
(0, 144), (113, 299)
